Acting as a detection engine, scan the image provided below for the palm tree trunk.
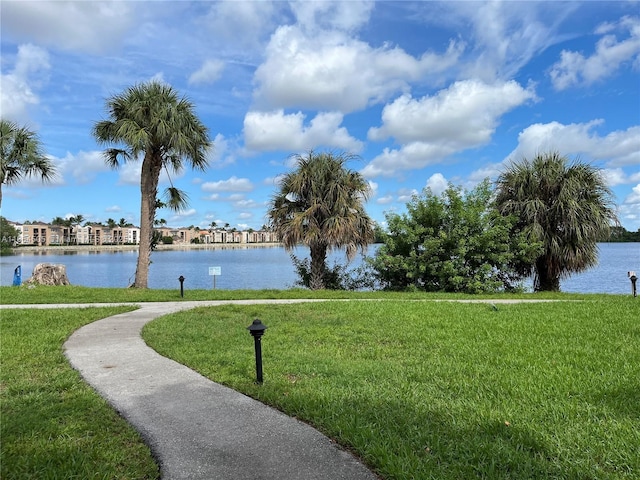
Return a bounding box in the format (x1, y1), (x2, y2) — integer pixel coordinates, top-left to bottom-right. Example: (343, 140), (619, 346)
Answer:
(309, 242), (327, 290)
(134, 152), (161, 288)
(534, 257), (561, 292)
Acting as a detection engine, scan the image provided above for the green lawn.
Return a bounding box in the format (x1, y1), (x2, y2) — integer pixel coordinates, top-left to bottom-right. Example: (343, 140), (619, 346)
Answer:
(143, 297), (639, 480)
(0, 284), (595, 304)
(0, 307), (159, 480)
(1, 288), (637, 479)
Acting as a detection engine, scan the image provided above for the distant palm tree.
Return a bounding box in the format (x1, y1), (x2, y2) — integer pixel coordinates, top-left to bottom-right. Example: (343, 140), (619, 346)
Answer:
(0, 119), (56, 208)
(495, 152), (618, 291)
(268, 151), (374, 290)
(93, 81), (211, 288)
(70, 214), (84, 244)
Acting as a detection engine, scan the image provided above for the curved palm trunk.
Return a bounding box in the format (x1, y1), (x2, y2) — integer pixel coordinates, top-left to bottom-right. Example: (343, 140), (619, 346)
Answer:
(133, 152), (162, 288)
(309, 242), (328, 290)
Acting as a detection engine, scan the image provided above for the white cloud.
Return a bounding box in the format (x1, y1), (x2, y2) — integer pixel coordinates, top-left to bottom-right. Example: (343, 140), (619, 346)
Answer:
(243, 110), (363, 153)
(550, 16), (640, 90)
(376, 195), (394, 205)
(1, 1), (136, 54)
(414, 1), (577, 81)
(397, 188), (419, 203)
(206, 134), (236, 167)
(425, 173), (449, 196)
(188, 59), (225, 86)
(290, 0), (374, 33)
(465, 1), (575, 80)
(0, 44), (50, 122)
(620, 184), (640, 230)
(603, 168), (631, 187)
(253, 24), (463, 112)
(468, 163), (504, 183)
(362, 143), (453, 179)
(362, 80), (536, 178)
(202, 0), (279, 49)
(506, 121), (640, 167)
(53, 150), (108, 185)
(168, 209), (198, 225)
(624, 184), (640, 205)
(369, 79), (536, 145)
(202, 176), (254, 193)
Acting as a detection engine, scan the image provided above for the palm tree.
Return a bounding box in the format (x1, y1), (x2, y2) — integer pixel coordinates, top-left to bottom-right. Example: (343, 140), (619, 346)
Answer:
(268, 151), (375, 290)
(69, 214), (85, 244)
(495, 152), (618, 291)
(93, 81), (211, 288)
(0, 119), (56, 208)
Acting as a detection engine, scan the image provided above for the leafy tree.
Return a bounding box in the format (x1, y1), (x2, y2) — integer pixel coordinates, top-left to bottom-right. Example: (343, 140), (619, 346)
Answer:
(370, 180), (540, 293)
(606, 226), (640, 242)
(93, 81), (211, 288)
(0, 216), (18, 254)
(268, 151), (375, 290)
(67, 214), (85, 244)
(51, 216), (68, 226)
(495, 152), (618, 291)
(0, 119), (56, 208)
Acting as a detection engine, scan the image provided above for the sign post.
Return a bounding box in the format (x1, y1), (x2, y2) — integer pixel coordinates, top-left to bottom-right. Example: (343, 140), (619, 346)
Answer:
(209, 266), (221, 289)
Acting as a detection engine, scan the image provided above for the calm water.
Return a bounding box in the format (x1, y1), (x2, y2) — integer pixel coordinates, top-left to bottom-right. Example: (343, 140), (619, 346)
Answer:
(1, 243), (639, 294)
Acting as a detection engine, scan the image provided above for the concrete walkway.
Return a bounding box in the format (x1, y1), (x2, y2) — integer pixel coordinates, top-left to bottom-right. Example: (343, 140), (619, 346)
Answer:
(60, 300), (380, 480)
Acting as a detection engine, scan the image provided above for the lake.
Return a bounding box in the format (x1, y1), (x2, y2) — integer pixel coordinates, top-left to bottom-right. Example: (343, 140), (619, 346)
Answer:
(1, 243), (639, 294)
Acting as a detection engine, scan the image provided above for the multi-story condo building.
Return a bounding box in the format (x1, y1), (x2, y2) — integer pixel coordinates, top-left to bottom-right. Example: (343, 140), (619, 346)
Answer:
(10, 222), (277, 246)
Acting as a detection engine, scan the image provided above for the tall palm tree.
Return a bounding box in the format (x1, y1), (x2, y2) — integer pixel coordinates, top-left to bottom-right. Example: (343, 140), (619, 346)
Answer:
(268, 151), (374, 290)
(495, 152), (618, 291)
(93, 81), (211, 288)
(0, 119), (56, 208)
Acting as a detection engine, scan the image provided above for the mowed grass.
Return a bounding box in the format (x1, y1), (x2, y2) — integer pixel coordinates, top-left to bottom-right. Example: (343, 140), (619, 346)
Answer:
(143, 298), (640, 480)
(0, 284), (595, 305)
(1, 307), (159, 480)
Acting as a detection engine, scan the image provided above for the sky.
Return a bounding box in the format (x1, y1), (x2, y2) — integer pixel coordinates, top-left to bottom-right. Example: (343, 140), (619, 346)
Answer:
(1, 0), (639, 233)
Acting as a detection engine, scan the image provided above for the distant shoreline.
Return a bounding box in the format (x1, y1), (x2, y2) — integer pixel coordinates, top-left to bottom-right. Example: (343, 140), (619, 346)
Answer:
(10, 243), (284, 254)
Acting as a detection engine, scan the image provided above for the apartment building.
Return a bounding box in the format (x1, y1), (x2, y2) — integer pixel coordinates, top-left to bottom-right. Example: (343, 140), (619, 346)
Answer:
(11, 222), (276, 246)
(15, 223), (141, 246)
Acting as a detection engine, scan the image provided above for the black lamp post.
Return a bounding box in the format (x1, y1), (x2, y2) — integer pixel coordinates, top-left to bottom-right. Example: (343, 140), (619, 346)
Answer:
(629, 271), (637, 298)
(178, 275), (185, 298)
(247, 319), (268, 384)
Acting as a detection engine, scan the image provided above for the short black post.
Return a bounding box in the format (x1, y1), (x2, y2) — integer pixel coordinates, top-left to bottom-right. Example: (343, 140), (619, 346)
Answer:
(247, 319), (268, 384)
(178, 275), (185, 298)
(629, 272), (637, 298)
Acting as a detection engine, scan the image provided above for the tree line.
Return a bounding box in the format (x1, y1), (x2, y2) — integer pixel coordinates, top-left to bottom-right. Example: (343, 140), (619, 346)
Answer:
(1, 81), (624, 291)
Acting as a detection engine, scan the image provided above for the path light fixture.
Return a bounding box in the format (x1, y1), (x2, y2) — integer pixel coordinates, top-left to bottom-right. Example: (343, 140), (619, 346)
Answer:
(178, 275), (185, 298)
(247, 319), (268, 384)
(629, 271), (637, 298)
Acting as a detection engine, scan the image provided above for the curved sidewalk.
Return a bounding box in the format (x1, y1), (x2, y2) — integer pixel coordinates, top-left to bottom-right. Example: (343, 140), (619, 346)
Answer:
(62, 301), (379, 480)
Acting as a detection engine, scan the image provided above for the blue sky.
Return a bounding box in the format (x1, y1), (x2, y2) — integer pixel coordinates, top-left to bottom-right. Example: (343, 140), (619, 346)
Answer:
(1, 1), (639, 232)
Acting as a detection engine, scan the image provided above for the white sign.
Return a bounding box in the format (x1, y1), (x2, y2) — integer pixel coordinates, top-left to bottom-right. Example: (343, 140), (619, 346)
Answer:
(209, 266), (221, 276)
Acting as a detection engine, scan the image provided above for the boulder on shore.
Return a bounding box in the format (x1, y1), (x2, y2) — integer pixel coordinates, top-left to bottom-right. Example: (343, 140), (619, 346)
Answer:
(25, 263), (71, 286)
